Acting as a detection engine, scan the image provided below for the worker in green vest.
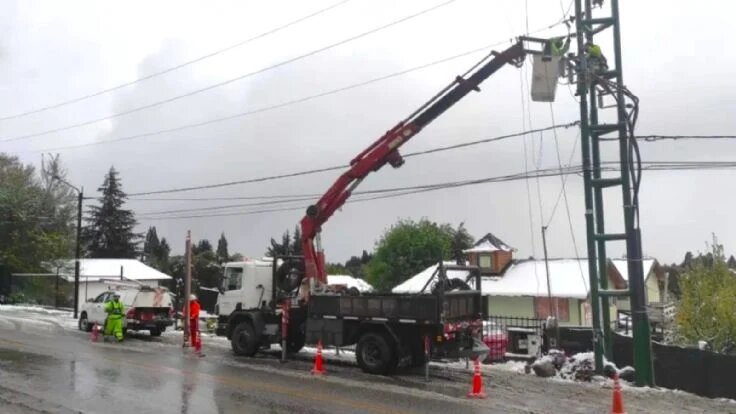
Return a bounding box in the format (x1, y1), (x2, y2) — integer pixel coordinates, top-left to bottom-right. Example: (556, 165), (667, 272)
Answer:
(585, 41), (608, 73)
(104, 292), (125, 342)
(550, 36), (570, 57)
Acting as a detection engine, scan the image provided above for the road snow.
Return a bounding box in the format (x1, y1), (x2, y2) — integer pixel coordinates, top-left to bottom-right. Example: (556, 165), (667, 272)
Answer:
(2, 304), (735, 413)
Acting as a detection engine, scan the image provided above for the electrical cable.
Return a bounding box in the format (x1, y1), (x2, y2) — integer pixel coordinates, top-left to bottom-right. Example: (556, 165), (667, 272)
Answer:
(12, 13), (574, 154)
(1, 0), (457, 143)
(134, 160), (736, 220)
(0, 0), (354, 121)
(125, 122), (578, 196)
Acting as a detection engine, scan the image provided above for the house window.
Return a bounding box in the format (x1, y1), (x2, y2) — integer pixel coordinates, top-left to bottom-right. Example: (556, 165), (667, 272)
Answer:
(479, 254), (493, 270)
(534, 297), (570, 322)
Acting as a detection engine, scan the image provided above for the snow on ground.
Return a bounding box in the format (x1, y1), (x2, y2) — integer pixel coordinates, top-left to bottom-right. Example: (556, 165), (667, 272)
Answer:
(3, 304), (734, 406)
(0, 304), (78, 330)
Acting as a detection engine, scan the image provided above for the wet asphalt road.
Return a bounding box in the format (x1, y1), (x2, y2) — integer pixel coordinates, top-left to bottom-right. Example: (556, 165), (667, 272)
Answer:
(4, 309), (736, 414)
(0, 310), (494, 414)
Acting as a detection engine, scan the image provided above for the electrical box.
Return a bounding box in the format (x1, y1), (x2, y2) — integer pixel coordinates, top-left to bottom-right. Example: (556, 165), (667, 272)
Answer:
(531, 54), (560, 102)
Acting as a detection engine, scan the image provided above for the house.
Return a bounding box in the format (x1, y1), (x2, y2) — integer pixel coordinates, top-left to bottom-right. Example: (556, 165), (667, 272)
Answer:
(482, 258), (626, 326)
(610, 258), (666, 306)
(392, 257), (627, 326)
(56, 259), (172, 301)
(464, 233), (515, 275)
(610, 258), (673, 325)
(391, 232), (674, 327)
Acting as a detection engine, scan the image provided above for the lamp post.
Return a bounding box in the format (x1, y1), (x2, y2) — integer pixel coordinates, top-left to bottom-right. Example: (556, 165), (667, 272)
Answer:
(53, 175), (83, 319)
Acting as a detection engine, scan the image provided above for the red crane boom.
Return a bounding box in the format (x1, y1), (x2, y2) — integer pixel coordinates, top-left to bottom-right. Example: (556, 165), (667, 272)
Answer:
(300, 41), (528, 291)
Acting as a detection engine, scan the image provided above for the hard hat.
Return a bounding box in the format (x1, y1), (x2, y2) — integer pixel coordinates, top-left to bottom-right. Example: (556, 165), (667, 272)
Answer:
(190, 294), (197, 301)
(112, 292), (121, 299)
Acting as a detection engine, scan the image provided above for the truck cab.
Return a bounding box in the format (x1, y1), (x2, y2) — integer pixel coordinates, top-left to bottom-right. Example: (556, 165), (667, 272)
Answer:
(216, 259), (275, 316)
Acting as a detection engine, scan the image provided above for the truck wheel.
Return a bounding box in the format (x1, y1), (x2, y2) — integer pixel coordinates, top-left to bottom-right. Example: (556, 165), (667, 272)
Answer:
(149, 328), (162, 337)
(356, 332), (397, 375)
(78, 313), (92, 332)
(231, 321), (258, 357)
(286, 323), (306, 354)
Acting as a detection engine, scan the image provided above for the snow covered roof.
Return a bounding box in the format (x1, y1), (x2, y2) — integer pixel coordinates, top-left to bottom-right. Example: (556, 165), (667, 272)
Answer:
(391, 262), (475, 294)
(610, 258), (657, 282)
(463, 233), (514, 253)
(327, 275), (374, 293)
(55, 259), (172, 282)
(481, 259), (590, 299)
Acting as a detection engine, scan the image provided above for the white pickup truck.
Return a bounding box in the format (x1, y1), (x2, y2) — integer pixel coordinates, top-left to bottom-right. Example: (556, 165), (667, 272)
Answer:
(79, 286), (174, 336)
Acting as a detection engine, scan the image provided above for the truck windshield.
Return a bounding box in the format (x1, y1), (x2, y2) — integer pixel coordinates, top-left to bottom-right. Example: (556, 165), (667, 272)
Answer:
(224, 267), (243, 291)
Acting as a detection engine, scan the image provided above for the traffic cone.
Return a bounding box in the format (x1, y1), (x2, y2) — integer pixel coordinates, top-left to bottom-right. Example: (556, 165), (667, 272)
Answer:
(611, 372), (627, 414)
(90, 323), (99, 342)
(311, 340), (326, 375)
(466, 357), (487, 399)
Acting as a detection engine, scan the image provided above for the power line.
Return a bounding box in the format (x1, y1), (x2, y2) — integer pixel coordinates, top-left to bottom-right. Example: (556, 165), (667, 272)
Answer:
(2, 0), (458, 143)
(545, 131), (579, 227)
(15, 14), (574, 154)
(638, 135), (736, 142)
(134, 161), (736, 220)
(137, 166), (578, 220)
(126, 122), (578, 196)
(131, 158), (736, 208)
(547, 100), (587, 291)
(0, 0), (353, 122)
(19, 44), (493, 154)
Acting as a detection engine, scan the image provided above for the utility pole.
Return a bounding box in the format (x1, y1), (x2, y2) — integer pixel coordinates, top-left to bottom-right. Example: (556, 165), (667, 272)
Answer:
(573, 0), (654, 385)
(183, 230), (192, 347)
(55, 266), (60, 309)
(541, 226), (559, 348)
(53, 174), (83, 318)
(73, 189), (82, 318)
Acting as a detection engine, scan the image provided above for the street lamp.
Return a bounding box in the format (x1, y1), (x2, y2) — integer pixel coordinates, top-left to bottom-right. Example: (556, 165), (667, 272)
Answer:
(53, 175), (83, 319)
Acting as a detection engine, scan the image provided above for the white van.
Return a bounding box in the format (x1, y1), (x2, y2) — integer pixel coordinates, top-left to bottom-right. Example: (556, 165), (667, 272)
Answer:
(79, 286), (174, 336)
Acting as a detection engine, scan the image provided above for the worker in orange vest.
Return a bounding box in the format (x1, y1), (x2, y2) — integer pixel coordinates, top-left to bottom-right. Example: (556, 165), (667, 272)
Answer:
(186, 294), (202, 354)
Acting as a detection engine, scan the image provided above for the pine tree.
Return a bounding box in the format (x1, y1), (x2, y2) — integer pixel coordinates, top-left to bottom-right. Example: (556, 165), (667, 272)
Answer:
(266, 230), (292, 256)
(83, 167), (139, 258)
(452, 222), (474, 264)
(292, 226), (303, 256)
(361, 250), (372, 264)
(216, 233), (229, 263)
(154, 237), (171, 270)
(142, 226), (160, 264)
(193, 239), (213, 255)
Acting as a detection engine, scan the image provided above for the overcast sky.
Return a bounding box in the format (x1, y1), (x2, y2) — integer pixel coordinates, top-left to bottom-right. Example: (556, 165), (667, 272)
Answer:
(2, 0), (735, 266)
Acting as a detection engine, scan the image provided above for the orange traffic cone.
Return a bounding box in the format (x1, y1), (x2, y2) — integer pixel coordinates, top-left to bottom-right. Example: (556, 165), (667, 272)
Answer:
(466, 357), (487, 399)
(90, 323), (100, 342)
(611, 372), (627, 414)
(311, 340), (326, 375)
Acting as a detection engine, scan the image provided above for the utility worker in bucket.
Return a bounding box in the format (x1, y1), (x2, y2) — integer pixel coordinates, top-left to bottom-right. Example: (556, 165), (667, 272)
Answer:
(104, 292), (125, 342)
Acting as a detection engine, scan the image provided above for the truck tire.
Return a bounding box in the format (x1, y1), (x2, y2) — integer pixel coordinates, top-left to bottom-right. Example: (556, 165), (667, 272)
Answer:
(78, 313), (92, 332)
(231, 321), (258, 357)
(286, 323), (306, 354)
(409, 339), (428, 368)
(356, 332), (397, 375)
(149, 327), (162, 337)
